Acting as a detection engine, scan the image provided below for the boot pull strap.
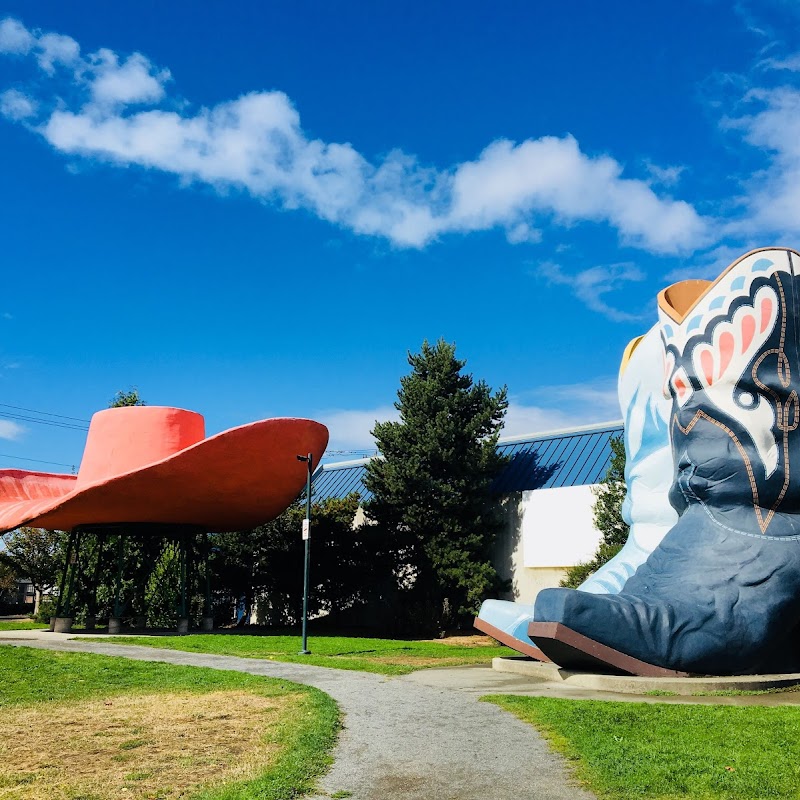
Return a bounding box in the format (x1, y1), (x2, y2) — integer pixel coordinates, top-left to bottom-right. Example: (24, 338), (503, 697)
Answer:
(658, 279), (713, 323)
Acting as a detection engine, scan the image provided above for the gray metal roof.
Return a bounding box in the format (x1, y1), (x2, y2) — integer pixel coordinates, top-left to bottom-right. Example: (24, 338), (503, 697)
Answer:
(312, 421), (623, 502)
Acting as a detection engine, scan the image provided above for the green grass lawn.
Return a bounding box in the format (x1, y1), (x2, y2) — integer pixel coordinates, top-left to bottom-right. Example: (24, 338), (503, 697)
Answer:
(0, 619), (43, 631)
(485, 695), (800, 800)
(0, 645), (339, 800)
(90, 632), (515, 675)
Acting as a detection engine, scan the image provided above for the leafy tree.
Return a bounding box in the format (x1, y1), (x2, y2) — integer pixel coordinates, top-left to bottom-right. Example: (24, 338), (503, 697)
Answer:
(364, 339), (509, 634)
(560, 434), (629, 588)
(0, 560), (18, 607)
(212, 494), (370, 626)
(0, 527), (66, 613)
(109, 388), (145, 407)
(0, 560), (16, 594)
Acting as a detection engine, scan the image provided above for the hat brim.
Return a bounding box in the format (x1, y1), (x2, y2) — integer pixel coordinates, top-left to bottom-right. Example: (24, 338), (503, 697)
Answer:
(0, 418), (329, 533)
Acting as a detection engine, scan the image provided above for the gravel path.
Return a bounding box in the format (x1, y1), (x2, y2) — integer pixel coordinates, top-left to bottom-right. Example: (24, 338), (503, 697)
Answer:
(2, 637), (594, 800)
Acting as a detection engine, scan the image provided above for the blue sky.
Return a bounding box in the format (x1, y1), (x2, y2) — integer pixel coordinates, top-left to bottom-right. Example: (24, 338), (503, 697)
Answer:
(1, 1), (799, 472)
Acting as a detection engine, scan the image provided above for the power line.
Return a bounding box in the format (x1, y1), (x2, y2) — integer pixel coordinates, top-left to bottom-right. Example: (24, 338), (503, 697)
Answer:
(0, 453), (76, 470)
(0, 403), (90, 424)
(0, 410), (88, 431)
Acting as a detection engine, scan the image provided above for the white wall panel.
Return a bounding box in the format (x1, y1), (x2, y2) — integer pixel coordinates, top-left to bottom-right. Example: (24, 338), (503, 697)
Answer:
(521, 484), (602, 568)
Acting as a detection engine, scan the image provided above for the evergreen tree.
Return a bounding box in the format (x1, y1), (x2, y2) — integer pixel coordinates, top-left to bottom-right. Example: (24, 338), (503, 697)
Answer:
(364, 339), (509, 633)
(560, 434), (628, 588)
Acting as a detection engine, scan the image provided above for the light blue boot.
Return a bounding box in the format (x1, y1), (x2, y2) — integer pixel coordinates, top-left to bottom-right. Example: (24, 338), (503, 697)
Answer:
(475, 326), (677, 657)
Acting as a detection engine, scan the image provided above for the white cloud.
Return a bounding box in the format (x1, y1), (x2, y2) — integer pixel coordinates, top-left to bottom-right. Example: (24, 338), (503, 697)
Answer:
(502, 403), (579, 437)
(0, 17), (34, 54)
(316, 392), (619, 455)
(547, 382), (622, 417)
(0, 17), (711, 255)
(663, 243), (756, 283)
(88, 49), (170, 106)
(505, 222), (542, 244)
(0, 420), (25, 440)
(503, 381), (621, 438)
(0, 89), (36, 121)
(445, 137), (709, 253)
(37, 32), (80, 74)
(644, 161), (686, 187)
(316, 405), (399, 452)
(537, 260), (647, 322)
(723, 83), (800, 238)
(759, 54), (800, 72)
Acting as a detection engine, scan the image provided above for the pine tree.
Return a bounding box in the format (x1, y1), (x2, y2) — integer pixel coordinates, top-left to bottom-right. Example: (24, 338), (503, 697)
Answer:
(364, 339), (508, 633)
(560, 434), (629, 588)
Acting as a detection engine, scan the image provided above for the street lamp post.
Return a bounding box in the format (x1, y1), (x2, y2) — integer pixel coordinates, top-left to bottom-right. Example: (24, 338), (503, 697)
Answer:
(296, 452), (313, 655)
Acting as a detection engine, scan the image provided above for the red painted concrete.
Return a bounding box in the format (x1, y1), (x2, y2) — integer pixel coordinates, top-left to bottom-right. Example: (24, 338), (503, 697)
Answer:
(0, 407), (328, 532)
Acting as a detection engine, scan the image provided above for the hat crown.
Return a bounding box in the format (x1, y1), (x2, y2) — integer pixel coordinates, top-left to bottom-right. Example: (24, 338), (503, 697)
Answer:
(77, 407), (205, 486)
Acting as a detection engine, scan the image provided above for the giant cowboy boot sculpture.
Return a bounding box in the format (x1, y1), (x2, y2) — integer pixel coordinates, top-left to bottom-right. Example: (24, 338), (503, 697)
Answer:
(531, 248), (800, 676)
(474, 325), (678, 658)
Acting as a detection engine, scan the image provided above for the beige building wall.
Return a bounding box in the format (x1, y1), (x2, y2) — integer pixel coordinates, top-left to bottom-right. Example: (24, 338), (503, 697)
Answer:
(492, 485), (602, 605)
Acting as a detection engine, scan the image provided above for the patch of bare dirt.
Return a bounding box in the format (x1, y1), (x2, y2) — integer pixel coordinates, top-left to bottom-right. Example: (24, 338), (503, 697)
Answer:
(0, 689), (299, 799)
(423, 634), (498, 647)
(368, 656), (464, 667)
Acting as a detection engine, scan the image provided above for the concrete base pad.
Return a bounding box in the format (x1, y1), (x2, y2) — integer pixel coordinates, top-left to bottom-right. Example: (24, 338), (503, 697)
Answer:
(493, 656), (800, 695)
(52, 617), (73, 634)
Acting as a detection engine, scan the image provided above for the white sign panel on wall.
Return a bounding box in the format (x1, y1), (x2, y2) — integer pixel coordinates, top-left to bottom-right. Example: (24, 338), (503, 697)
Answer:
(521, 484), (602, 568)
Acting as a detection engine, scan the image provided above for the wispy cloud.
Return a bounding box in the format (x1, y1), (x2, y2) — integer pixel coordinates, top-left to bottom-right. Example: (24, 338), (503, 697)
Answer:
(643, 160), (686, 188)
(722, 81), (800, 240)
(503, 380), (621, 437)
(535, 260), (647, 322)
(0, 88), (36, 121)
(0, 420), (25, 440)
(315, 392), (619, 456)
(0, 17), (711, 255)
(315, 405), (399, 453)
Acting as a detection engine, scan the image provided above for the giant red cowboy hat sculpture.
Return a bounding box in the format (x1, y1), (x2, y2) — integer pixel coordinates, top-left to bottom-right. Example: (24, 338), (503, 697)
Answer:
(0, 406), (329, 533)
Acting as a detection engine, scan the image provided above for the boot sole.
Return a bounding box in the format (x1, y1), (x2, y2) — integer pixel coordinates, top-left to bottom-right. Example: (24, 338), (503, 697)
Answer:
(529, 621), (691, 677)
(473, 616), (552, 662)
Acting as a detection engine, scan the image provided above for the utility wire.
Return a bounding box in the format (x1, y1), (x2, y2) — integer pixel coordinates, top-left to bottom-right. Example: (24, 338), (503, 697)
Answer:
(0, 411), (88, 431)
(0, 403), (90, 424)
(0, 453), (76, 469)
(0, 402), (377, 464)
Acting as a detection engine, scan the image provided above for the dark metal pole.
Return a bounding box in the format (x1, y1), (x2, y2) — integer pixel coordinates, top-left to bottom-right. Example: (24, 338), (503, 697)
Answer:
(56, 529), (77, 617)
(62, 528), (84, 618)
(113, 534), (125, 620)
(86, 532), (106, 623)
(179, 534), (187, 620)
(298, 452), (313, 655)
(203, 532), (212, 619)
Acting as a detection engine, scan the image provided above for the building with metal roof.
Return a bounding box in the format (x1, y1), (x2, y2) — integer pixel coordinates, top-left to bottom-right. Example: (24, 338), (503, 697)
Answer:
(312, 420), (623, 501)
(312, 420), (624, 606)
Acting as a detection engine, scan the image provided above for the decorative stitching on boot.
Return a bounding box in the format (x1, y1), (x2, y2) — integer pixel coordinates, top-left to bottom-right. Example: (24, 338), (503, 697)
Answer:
(750, 273), (794, 526)
(678, 459), (800, 541)
(673, 409), (796, 534)
(674, 410), (769, 530)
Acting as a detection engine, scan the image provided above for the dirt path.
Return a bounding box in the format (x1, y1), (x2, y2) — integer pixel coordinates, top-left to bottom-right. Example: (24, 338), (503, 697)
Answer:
(1, 636), (594, 800)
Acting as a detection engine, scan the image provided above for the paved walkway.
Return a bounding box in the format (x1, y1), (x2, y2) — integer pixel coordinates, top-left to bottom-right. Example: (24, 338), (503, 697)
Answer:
(0, 632), (594, 800)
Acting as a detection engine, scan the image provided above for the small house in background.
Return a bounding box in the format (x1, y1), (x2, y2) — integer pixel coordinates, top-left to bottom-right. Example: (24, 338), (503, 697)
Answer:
(0, 577), (35, 614)
(15, 578), (35, 606)
(311, 421), (623, 604)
